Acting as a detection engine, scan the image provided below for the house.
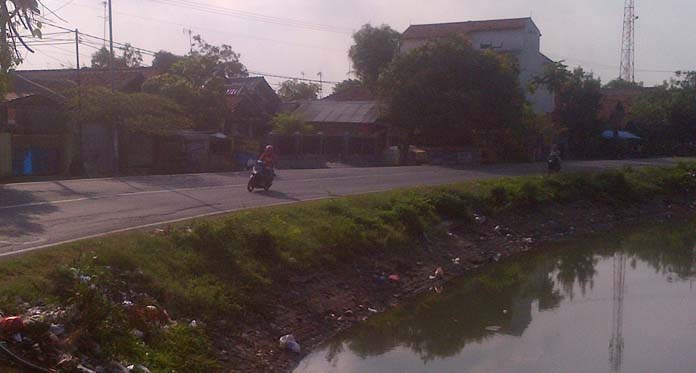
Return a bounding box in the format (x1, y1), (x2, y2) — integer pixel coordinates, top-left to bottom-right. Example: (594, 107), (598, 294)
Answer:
(275, 100), (392, 160)
(225, 76), (280, 138)
(1, 73), (70, 177)
(401, 17), (555, 114)
(12, 67), (161, 94)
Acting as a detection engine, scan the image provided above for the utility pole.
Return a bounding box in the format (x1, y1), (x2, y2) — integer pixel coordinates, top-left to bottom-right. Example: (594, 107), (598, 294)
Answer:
(183, 28), (193, 53)
(108, 0), (114, 92)
(102, 1), (107, 46)
(317, 71), (323, 99)
(75, 29), (83, 174)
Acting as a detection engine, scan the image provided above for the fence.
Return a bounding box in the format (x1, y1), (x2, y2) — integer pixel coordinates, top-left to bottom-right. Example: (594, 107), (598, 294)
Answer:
(268, 133), (385, 158)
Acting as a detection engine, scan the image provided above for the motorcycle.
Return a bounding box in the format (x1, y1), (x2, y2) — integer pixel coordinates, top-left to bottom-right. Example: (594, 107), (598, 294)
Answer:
(247, 160), (274, 192)
(547, 153), (562, 173)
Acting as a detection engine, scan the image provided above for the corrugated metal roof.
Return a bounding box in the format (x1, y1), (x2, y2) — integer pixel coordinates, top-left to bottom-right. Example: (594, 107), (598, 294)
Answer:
(294, 101), (379, 124)
(403, 17), (535, 40)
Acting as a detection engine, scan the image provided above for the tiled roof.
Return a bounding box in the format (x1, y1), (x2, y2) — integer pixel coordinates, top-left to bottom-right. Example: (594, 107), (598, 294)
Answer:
(294, 100), (379, 124)
(403, 17), (534, 40)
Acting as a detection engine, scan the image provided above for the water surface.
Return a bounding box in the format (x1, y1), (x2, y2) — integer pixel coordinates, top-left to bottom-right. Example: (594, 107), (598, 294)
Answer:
(296, 221), (696, 373)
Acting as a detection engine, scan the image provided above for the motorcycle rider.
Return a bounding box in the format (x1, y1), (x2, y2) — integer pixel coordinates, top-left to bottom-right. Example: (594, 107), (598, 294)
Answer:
(548, 145), (562, 172)
(258, 145), (278, 178)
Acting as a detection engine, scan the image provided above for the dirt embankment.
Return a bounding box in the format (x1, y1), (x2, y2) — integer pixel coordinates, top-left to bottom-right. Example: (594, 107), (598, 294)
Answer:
(226, 198), (695, 372)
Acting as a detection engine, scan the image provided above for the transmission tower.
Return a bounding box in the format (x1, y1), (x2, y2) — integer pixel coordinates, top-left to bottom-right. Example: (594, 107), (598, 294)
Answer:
(619, 0), (637, 82)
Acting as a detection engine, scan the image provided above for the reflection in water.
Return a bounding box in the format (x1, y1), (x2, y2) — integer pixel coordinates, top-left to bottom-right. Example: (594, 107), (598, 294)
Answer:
(609, 252), (626, 372)
(296, 221), (696, 373)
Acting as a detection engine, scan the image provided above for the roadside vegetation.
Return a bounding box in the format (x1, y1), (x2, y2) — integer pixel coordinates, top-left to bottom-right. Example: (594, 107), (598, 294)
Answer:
(0, 163), (695, 371)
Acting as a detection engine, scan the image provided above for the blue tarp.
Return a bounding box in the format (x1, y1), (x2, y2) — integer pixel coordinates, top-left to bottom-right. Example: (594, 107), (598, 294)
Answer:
(602, 130), (642, 140)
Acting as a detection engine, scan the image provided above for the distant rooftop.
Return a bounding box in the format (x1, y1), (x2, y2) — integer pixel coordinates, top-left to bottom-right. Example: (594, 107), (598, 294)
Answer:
(403, 17), (538, 40)
(294, 100), (379, 124)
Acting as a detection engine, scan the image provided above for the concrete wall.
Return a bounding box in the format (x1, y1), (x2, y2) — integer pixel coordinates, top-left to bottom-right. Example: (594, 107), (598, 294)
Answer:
(0, 133), (10, 177)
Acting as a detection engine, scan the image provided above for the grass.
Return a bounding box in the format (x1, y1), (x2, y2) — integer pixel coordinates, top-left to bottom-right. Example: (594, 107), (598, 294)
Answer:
(0, 163), (694, 370)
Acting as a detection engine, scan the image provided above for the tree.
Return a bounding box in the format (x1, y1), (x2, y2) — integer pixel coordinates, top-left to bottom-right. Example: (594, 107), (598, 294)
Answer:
(531, 62), (603, 158)
(332, 79), (363, 94)
(66, 86), (193, 135)
(90, 44), (142, 69)
(277, 80), (320, 101)
(0, 0), (42, 97)
(152, 50), (182, 70)
(604, 78), (644, 89)
(143, 35), (247, 131)
(349, 24), (401, 86)
(270, 113), (314, 135)
(630, 71), (696, 155)
(0, 0), (41, 72)
(378, 37), (528, 163)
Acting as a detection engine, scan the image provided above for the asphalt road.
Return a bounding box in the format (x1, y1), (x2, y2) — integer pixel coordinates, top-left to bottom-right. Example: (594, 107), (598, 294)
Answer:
(0, 158), (689, 257)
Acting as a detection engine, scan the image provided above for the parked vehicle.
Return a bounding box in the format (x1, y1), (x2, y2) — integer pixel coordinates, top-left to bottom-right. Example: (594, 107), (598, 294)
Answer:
(247, 160), (273, 192)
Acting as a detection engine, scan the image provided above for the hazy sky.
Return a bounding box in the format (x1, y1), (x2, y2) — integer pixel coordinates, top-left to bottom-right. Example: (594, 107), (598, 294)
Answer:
(22, 0), (696, 91)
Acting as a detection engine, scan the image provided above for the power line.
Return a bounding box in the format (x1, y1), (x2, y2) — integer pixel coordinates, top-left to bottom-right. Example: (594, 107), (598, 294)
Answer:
(143, 0), (352, 34)
(41, 19), (343, 86)
(65, 0), (346, 53)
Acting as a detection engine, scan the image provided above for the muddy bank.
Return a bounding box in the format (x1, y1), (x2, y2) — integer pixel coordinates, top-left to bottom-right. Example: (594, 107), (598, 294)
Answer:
(227, 198), (695, 372)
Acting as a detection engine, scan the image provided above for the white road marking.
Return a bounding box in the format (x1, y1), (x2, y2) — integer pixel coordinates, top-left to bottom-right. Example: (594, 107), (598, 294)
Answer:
(0, 170), (438, 211)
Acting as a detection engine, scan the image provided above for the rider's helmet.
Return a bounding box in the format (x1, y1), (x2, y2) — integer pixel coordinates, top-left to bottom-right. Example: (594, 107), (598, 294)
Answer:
(265, 145), (274, 153)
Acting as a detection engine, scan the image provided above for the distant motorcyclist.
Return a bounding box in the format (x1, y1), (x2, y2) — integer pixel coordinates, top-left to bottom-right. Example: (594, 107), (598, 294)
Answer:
(548, 145), (562, 172)
(258, 145), (278, 177)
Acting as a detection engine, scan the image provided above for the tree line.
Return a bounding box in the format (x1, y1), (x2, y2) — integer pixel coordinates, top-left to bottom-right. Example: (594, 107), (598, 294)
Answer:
(1, 7), (694, 162)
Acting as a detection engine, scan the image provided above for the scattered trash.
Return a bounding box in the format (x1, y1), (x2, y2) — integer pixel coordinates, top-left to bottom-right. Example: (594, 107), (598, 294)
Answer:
(77, 364), (97, 373)
(367, 308), (379, 313)
(279, 334), (301, 353)
(0, 316), (25, 335)
(79, 275), (92, 284)
(431, 285), (444, 294)
(49, 323), (65, 336)
(189, 320), (199, 328)
(434, 267), (444, 279)
(474, 214), (487, 224)
(502, 309), (509, 314)
(131, 329), (144, 340)
(492, 253), (502, 262)
(451, 257), (461, 265)
(152, 228), (167, 236)
(485, 326), (502, 332)
(522, 237), (534, 244)
(388, 274), (401, 283)
(127, 364), (152, 373)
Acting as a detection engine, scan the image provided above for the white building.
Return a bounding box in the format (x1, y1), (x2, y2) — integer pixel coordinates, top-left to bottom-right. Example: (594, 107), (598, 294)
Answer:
(401, 17), (555, 114)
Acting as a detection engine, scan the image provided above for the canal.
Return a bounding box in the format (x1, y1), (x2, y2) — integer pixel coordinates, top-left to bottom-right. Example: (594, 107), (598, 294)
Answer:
(296, 220), (696, 372)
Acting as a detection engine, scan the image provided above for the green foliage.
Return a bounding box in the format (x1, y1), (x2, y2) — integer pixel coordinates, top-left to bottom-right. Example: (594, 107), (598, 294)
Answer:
(532, 61), (604, 158)
(143, 35), (247, 131)
(90, 44), (143, 69)
(0, 0), (42, 73)
(0, 164), (694, 367)
(66, 86), (193, 135)
(271, 112), (315, 135)
(151, 50), (182, 70)
(603, 78), (644, 89)
(278, 79), (320, 101)
(629, 71), (696, 156)
(349, 24), (401, 86)
(332, 79), (365, 96)
(378, 37), (528, 160)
